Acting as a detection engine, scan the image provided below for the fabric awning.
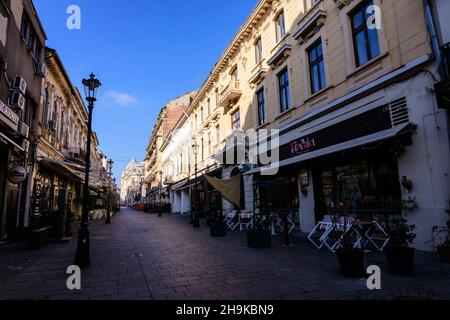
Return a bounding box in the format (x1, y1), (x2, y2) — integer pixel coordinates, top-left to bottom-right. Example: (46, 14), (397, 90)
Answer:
(39, 158), (84, 182)
(244, 123), (412, 175)
(204, 174), (242, 208)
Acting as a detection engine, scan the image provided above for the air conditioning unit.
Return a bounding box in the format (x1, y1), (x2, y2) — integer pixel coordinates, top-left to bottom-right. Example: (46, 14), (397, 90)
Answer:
(18, 122), (30, 139)
(35, 63), (48, 77)
(48, 120), (57, 131)
(12, 76), (27, 95)
(9, 91), (26, 110)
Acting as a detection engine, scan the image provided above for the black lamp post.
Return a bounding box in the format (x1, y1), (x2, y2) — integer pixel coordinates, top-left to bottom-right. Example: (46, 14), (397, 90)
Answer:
(74, 73), (101, 268)
(192, 143), (200, 228)
(105, 159), (114, 224)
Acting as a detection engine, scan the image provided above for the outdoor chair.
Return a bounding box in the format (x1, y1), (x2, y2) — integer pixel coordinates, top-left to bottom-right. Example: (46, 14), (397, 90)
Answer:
(321, 216), (364, 253)
(365, 220), (390, 252)
(224, 210), (239, 231)
(307, 215), (334, 249)
(239, 211), (253, 231)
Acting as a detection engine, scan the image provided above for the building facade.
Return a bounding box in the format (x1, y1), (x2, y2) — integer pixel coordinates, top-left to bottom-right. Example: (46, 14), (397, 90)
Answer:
(0, 0), (109, 240)
(120, 158), (144, 206)
(143, 92), (196, 205)
(145, 0), (450, 251)
(0, 0), (47, 239)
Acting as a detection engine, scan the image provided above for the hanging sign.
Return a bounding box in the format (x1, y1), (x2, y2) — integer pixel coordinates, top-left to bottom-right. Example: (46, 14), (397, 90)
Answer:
(8, 166), (27, 184)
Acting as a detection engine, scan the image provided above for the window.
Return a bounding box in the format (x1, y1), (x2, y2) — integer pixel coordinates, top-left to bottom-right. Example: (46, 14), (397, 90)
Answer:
(304, 0), (319, 12)
(35, 42), (43, 62)
(201, 137), (204, 160)
(208, 132), (212, 155)
(207, 98), (211, 115)
(231, 66), (238, 81)
(215, 88), (219, 105)
(275, 11), (286, 42)
(308, 40), (326, 94)
(200, 107), (204, 123)
(256, 88), (266, 126)
(231, 110), (241, 131)
(278, 68), (291, 112)
(255, 37), (263, 64)
(215, 125), (220, 145)
(20, 14), (29, 39)
(350, 0), (380, 67)
(27, 30), (35, 50)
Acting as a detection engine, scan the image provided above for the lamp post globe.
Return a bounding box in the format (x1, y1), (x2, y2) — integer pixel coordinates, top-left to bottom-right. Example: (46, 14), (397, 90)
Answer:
(74, 73), (101, 268)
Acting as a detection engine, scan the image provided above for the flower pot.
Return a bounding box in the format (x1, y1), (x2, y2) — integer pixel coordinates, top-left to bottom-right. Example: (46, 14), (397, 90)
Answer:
(437, 245), (450, 264)
(385, 246), (415, 276)
(247, 230), (271, 249)
(336, 248), (365, 278)
(210, 221), (227, 237)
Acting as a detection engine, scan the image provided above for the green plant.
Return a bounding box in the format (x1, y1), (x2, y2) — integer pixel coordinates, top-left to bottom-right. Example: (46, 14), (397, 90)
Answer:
(403, 196), (419, 210)
(388, 218), (417, 247)
(429, 209), (450, 248)
(251, 214), (271, 232)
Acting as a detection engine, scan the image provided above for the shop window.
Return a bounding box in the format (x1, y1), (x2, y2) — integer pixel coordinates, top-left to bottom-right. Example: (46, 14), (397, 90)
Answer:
(313, 150), (402, 223)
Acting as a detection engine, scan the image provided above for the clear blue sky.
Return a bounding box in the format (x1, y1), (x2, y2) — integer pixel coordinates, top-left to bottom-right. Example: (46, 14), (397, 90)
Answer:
(34, 0), (258, 180)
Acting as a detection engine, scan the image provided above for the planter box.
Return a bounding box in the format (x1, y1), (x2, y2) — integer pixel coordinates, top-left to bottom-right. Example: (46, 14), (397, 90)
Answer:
(247, 230), (271, 249)
(31, 227), (50, 250)
(336, 248), (365, 278)
(385, 246), (415, 276)
(437, 245), (450, 264)
(210, 222), (227, 237)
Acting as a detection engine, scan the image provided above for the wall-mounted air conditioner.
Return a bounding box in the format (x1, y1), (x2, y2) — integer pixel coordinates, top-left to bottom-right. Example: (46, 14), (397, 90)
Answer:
(35, 63), (48, 77)
(10, 91), (26, 110)
(18, 122), (30, 139)
(12, 76), (27, 95)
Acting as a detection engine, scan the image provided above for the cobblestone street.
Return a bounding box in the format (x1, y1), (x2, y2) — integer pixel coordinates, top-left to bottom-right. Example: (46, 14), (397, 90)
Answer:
(1, 207), (450, 300)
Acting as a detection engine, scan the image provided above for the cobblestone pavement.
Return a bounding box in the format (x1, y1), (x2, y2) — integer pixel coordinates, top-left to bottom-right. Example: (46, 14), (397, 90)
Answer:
(1, 207), (450, 300)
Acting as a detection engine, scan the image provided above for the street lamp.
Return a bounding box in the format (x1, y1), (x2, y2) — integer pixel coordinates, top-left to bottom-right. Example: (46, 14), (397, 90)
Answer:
(74, 73), (101, 268)
(105, 159), (114, 224)
(192, 143), (200, 228)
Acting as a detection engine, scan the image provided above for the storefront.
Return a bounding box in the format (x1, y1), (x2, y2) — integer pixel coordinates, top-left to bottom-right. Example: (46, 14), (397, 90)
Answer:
(32, 159), (83, 239)
(246, 96), (415, 234)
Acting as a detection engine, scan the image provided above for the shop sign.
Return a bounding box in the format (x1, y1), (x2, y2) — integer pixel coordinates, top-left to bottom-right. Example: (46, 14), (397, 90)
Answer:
(0, 99), (19, 131)
(290, 137), (317, 156)
(8, 166), (27, 184)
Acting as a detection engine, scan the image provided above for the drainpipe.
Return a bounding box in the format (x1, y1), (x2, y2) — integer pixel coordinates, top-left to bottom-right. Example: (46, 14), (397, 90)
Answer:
(423, 0), (443, 79)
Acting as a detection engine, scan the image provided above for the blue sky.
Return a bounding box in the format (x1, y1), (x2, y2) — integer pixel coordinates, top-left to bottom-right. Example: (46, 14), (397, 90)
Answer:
(34, 0), (258, 180)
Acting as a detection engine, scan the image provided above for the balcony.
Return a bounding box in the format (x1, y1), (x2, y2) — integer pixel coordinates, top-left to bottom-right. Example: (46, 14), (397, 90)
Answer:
(217, 80), (242, 109)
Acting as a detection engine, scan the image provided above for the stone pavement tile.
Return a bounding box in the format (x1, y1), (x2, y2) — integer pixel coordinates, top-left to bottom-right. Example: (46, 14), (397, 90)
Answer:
(1, 208), (450, 300)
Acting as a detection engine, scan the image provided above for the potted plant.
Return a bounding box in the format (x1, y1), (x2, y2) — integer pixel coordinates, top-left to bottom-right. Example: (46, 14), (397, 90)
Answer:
(385, 217), (417, 276)
(430, 209), (450, 263)
(334, 215), (366, 278)
(210, 210), (227, 237)
(247, 214), (271, 249)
